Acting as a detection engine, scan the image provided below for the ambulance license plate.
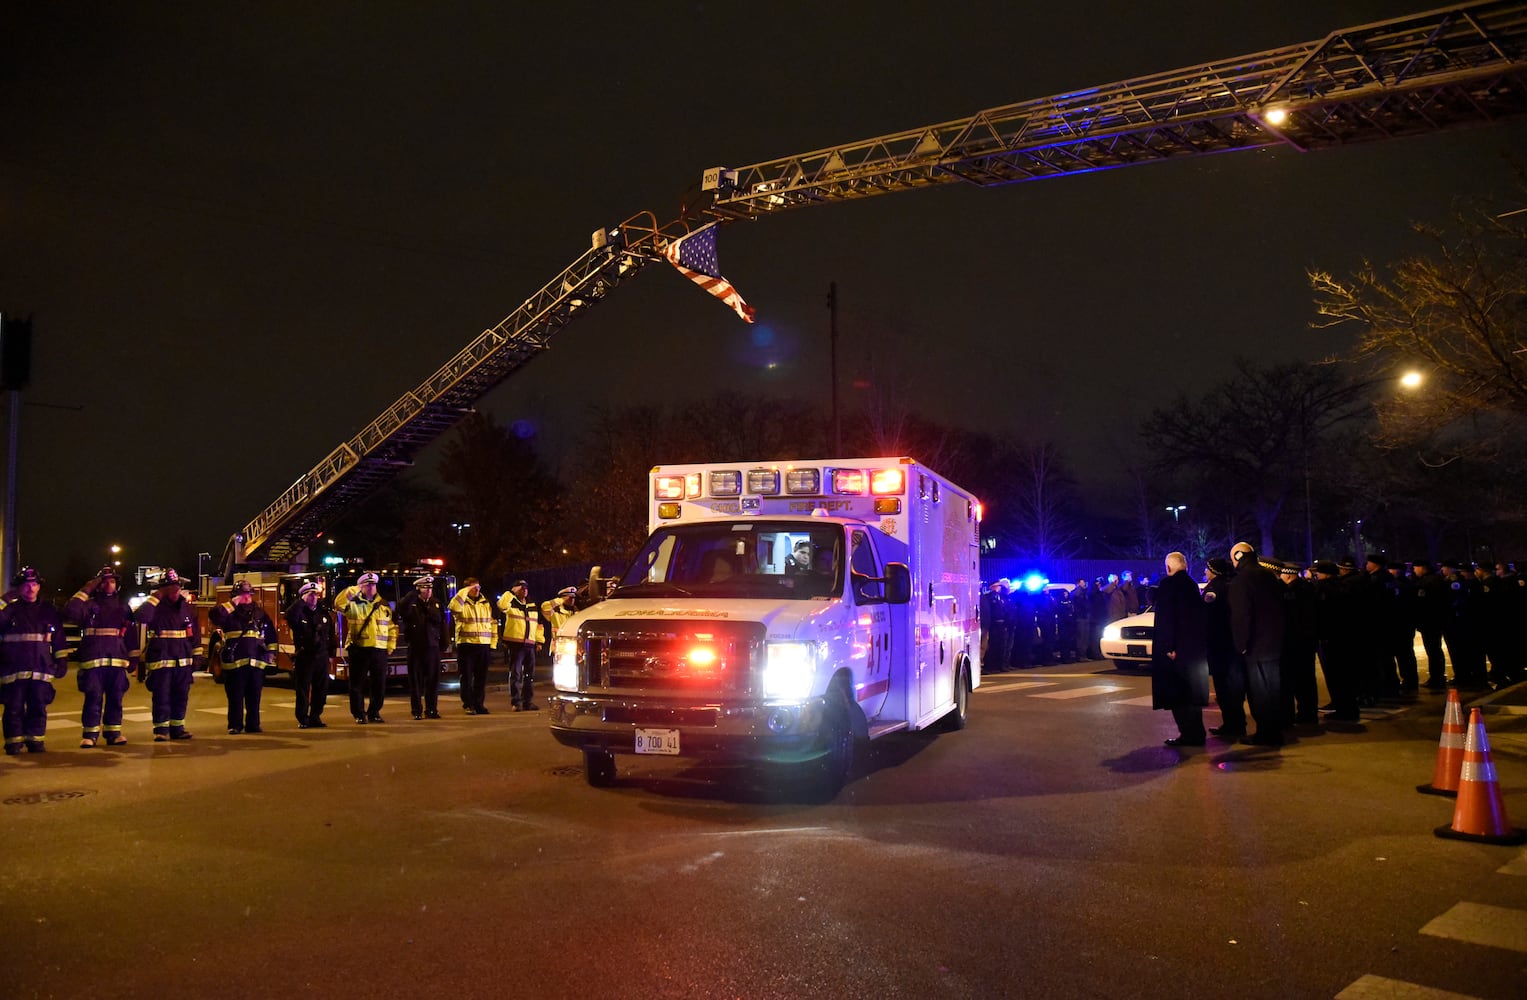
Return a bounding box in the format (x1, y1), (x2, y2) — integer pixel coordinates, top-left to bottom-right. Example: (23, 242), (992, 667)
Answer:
(635, 728), (679, 755)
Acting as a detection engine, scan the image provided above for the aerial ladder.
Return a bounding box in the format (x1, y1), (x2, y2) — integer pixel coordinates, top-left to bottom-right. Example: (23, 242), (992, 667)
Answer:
(218, 0), (1527, 579)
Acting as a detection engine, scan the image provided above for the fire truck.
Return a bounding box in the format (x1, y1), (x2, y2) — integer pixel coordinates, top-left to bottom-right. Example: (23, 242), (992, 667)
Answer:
(546, 458), (981, 792)
(196, 566), (458, 683)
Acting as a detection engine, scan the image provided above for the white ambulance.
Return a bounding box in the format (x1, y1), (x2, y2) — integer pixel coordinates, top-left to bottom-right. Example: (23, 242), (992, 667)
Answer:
(548, 457), (982, 793)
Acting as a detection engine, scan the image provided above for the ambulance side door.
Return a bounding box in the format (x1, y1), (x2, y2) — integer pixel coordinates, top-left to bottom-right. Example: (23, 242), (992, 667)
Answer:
(849, 529), (893, 721)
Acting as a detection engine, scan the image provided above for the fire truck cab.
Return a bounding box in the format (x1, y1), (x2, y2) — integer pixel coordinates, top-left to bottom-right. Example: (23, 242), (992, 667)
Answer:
(548, 457), (982, 792)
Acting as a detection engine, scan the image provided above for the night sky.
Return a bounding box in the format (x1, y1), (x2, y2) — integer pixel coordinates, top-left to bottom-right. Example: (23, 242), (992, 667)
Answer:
(5, 2), (1525, 579)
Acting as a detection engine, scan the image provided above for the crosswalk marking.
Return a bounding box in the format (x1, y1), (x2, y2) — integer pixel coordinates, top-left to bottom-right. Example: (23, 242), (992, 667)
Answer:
(1114, 695), (1155, 707)
(1031, 684), (1124, 700)
(1335, 974), (1481, 999)
(1497, 850), (1527, 877)
(1420, 901), (1527, 954)
(978, 681), (1057, 695)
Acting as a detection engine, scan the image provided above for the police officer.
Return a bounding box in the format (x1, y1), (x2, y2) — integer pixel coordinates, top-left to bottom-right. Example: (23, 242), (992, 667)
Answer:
(133, 568), (203, 741)
(399, 575), (447, 720)
(209, 580), (276, 734)
(1203, 558), (1243, 740)
(65, 566), (137, 747)
(1276, 561), (1318, 727)
(1227, 543), (1285, 747)
(980, 580), (1011, 673)
(449, 577), (497, 714)
(283, 581), (333, 728)
(1412, 559), (1450, 688)
(1385, 561), (1420, 695)
(498, 579), (542, 711)
(542, 586), (579, 650)
(1312, 560), (1360, 722)
(332, 571), (396, 723)
(1, 567), (69, 754)
(1438, 559), (1484, 688)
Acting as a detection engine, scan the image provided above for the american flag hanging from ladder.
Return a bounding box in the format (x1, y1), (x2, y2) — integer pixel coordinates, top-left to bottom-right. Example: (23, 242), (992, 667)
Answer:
(663, 222), (756, 323)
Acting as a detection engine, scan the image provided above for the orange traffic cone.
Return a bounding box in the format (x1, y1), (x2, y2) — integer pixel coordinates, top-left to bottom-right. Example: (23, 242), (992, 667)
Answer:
(1417, 688), (1466, 797)
(1434, 708), (1526, 845)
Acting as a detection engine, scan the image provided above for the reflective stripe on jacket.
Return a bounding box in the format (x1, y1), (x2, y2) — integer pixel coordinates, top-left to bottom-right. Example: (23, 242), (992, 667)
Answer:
(448, 591), (498, 648)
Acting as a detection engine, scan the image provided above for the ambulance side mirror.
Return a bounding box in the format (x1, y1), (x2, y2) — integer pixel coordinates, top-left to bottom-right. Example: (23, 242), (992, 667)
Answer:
(883, 563), (911, 605)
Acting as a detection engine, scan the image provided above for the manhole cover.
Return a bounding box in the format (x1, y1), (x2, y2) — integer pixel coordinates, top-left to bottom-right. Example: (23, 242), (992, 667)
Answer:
(546, 765), (584, 778)
(4, 789), (95, 806)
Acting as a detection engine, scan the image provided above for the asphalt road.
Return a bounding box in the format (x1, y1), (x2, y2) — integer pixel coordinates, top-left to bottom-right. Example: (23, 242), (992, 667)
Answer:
(4, 662), (1524, 1000)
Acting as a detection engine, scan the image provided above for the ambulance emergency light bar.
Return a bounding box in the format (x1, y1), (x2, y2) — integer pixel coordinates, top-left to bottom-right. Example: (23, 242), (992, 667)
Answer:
(653, 465), (906, 500)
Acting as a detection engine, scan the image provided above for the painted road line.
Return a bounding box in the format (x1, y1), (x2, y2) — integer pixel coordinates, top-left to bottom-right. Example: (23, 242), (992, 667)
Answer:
(1497, 851), (1527, 877)
(1114, 695), (1156, 707)
(1031, 685), (1125, 700)
(1420, 901), (1527, 953)
(1336, 974), (1480, 999)
(978, 681), (1058, 695)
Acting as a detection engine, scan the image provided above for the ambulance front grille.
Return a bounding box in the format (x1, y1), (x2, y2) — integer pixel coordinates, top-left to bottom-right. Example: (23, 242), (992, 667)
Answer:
(577, 620), (764, 694)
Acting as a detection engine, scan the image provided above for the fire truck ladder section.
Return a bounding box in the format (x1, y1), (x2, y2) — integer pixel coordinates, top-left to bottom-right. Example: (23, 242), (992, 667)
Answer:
(222, 1), (1527, 577)
(701, 1), (1527, 218)
(221, 221), (678, 576)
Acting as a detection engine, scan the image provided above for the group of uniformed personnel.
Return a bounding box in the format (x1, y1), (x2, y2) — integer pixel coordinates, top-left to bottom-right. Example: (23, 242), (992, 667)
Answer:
(0, 564), (589, 753)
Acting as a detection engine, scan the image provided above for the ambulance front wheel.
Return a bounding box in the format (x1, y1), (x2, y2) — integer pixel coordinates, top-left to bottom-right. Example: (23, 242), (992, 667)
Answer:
(817, 680), (856, 795)
(584, 749), (617, 787)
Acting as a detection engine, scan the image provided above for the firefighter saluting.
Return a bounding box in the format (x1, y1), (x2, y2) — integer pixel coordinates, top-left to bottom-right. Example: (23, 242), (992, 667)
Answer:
(133, 567), (204, 741)
(64, 565), (137, 747)
(209, 580), (277, 734)
(1, 567), (69, 754)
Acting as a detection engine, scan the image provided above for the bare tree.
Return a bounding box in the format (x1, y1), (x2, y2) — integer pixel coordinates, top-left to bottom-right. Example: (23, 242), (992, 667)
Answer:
(1310, 199), (1527, 451)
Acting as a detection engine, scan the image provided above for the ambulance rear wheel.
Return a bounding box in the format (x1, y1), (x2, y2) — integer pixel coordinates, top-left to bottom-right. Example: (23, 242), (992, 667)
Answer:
(944, 657), (970, 731)
(584, 749), (617, 787)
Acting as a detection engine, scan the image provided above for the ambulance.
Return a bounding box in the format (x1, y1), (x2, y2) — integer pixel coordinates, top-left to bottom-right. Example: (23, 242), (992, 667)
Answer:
(548, 456), (982, 793)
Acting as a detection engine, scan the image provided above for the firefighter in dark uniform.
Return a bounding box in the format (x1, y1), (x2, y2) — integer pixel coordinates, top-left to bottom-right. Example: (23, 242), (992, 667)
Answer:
(399, 575), (447, 719)
(497, 579), (543, 710)
(65, 566), (137, 747)
(332, 571), (396, 723)
(1412, 559), (1450, 688)
(1, 567), (69, 754)
(209, 580), (276, 734)
(283, 581), (333, 728)
(1276, 561), (1318, 727)
(133, 567), (203, 741)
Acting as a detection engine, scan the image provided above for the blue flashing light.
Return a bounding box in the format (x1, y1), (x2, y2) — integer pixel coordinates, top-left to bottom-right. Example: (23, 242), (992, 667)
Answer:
(1022, 573), (1047, 593)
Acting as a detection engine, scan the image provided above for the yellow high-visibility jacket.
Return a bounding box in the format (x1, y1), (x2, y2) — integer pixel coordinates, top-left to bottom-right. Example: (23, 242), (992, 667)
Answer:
(332, 587), (397, 652)
(448, 590), (498, 648)
(496, 592), (544, 645)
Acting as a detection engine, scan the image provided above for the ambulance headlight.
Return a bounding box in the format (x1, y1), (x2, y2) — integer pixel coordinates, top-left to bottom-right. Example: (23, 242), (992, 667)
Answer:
(763, 641), (818, 700)
(552, 636), (580, 691)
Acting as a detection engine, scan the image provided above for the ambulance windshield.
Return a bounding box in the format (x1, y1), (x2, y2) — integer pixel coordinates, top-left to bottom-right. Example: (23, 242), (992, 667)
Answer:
(613, 522), (843, 601)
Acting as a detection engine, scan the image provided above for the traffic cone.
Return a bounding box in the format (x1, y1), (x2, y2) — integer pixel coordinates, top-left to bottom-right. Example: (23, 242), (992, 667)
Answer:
(1417, 688), (1466, 796)
(1434, 708), (1526, 845)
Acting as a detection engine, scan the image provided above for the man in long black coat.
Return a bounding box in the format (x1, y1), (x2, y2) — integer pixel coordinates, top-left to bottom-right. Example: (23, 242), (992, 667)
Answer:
(1152, 552), (1209, 747)
(1228, 542), (1287, 747)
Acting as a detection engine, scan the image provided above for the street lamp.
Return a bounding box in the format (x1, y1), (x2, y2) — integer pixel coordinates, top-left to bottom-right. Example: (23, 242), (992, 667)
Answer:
(1165, 505), (1187, 523)
(109, 543), (122, 567)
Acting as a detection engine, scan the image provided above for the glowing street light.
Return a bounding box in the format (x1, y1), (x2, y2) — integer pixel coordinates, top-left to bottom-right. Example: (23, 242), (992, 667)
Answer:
(1399, 370), (1423, 389)
(1165, 505), (1188, 522)
(109, 543), (122, 567)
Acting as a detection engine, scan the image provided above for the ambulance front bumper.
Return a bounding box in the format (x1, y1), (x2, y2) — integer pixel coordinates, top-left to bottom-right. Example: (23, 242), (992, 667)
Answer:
(549, 693), (832, 763)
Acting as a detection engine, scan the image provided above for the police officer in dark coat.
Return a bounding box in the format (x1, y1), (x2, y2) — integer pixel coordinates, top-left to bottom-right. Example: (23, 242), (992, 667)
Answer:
(1227, 542), (1285, 747)
(398, 575), (447, 720)
(1203, 558), (1242, 741)
(1312, 560), (1360, 722)
(1412, 560), (1450, 688)
(1152, 552), (1209, 746)
(1438, 559), (1484, 688)
(283, 581), (333, 729)
(980, 581), (1011, 673)
(1276, 561), (1318, 727)
(1385, 561), (1420, 695)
